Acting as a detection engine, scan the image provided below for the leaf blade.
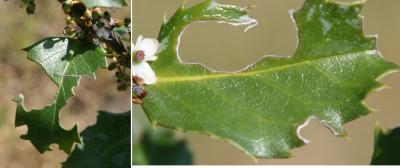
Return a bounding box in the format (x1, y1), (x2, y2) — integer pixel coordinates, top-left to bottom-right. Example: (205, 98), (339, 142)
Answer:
(63, 111), (131, 168)
(14, 37), (107, 154)
(142, 0), (398, 158)
(371, 126), (400, 165)
(133, 129), (193, 165)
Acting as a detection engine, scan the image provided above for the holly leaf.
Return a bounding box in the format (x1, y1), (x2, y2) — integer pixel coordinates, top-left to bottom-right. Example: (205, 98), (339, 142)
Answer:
(81, 0), (127, 8)
(141, 0), (399, 158)
(14, 37), (107, 154)
(371, 126), (400, 165)
(133, 129), (193, 165)
(63, 111), (130, 168)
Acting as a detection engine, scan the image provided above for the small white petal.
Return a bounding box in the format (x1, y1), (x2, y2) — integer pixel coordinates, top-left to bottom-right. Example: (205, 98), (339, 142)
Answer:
(132, 62), (157, 85)
(109, 19), (115, 26)
(135, 35), (144, 48)
(143, 55), (158, 62)
(135, 38), (159, 56)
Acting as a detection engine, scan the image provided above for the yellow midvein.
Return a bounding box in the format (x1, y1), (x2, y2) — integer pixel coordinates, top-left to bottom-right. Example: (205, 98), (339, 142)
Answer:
(156, 50), (375, 83)
(157, 61), (308, 83)
(158, 72), (251, 83)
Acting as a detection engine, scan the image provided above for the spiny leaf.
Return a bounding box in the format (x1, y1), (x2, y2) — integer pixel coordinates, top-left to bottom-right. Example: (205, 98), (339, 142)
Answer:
(63, 111), (131, 168)
(371, 126), (400, 165)
(14, 37), (107, 154)
(81, 0), (127, 8)
(141, 0), (399, 158)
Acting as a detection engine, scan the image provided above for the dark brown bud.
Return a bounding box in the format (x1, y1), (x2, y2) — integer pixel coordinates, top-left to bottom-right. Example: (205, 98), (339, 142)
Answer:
(124, 18), (131, 26)
(133, 76), (144, 85)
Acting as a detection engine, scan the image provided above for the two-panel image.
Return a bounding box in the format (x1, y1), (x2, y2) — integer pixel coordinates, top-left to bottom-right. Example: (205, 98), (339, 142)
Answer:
(0, 0), (400, 167)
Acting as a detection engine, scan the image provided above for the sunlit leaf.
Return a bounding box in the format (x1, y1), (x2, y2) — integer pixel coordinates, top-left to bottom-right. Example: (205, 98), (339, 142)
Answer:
(141, 0), (398, 158)
(14, 37), (107, 154)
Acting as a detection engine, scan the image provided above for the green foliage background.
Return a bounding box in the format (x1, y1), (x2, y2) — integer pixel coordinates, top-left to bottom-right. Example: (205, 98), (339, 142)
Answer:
(0, 1), (130, 167)
(133, 0), (400, 164)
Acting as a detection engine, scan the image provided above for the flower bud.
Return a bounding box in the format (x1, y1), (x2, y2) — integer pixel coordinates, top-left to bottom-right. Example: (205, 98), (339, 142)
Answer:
(108, 62), (118, 71)
(114, 21), (124, 27)
(69, 2), (86, 17)
(104, 11), (111, 19)
(124, 18), (131, 27)
(62, 4), (71, 14)
(92, 8), (102, 20)
(65, 16), (73, 24)
(84, 10), (92, 19)
(63, 0), (75, 7)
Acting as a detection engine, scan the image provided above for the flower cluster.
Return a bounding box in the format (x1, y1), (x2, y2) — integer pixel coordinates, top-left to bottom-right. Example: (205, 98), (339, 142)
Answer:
(61, 0), (130, 43)
(60, 0), (132, 91)
(20, 0), (132, 91)
(132, 35), (159, 104)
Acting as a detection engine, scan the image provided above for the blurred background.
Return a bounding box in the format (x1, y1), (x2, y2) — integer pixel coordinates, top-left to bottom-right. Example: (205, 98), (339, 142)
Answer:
(132, 0), (400, 165)
(0, 1), (130, 168)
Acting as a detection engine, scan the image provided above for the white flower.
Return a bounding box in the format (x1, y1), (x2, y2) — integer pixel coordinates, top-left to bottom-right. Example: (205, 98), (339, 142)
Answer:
(132, 35), (159, 85)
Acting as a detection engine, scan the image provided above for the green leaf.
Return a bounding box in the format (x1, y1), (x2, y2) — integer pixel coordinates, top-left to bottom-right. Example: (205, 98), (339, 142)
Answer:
(371, 126), (400, 165)
(81, 0), (127, 8)
(141, 0), (399, 158)
(63, 111), (130, 168)
(133, 129), (193, 165)
(14, 37), (107, 154)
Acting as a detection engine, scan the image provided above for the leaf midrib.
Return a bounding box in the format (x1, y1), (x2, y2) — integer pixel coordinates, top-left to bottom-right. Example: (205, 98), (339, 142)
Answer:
(156, 50), (377, 83)
(50, 61), (71, 141)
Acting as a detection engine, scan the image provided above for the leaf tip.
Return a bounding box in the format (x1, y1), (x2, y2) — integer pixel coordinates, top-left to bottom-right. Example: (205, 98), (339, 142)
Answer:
(243, 18), (258, 33)
(180, 0), (188, 9)
(163, 13), (168, 24)
(12, 94), (24, 103)
(72, 124), (83, 144)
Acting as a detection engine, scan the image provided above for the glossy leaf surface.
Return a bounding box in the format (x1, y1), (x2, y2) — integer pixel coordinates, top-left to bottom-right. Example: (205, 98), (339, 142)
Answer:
(142, 0), (398, 158)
